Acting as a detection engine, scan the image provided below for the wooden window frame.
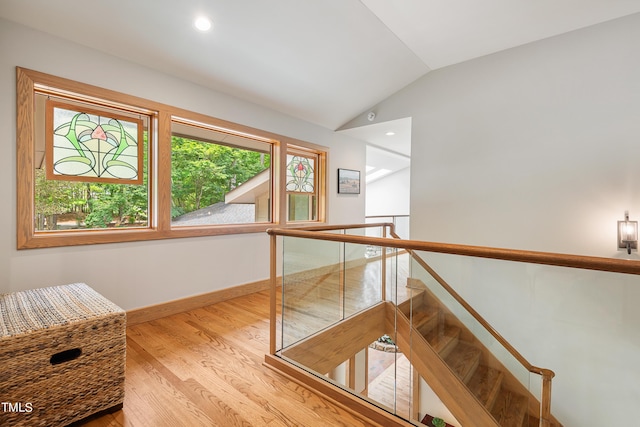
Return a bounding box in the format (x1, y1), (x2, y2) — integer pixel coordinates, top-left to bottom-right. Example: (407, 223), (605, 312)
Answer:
(16, 67), (328, 249)
(168, 116), (275, 229)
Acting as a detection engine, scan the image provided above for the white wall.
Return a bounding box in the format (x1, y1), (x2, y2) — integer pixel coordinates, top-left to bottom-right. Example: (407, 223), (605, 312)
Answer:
(344, 13), (640, 426)
(346, 13), (640, 259)
(0, 19), (366, 309)
(365, 168), (410, 217)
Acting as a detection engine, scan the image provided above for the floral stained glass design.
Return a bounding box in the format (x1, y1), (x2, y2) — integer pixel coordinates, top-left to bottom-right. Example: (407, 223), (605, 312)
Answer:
(286, 155), (315, 193)
(46, 101), (144, 185)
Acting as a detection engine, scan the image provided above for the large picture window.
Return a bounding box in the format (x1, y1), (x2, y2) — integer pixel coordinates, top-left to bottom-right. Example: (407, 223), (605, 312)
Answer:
(170, 119), (272, 226)
(16, 68), (328, 249)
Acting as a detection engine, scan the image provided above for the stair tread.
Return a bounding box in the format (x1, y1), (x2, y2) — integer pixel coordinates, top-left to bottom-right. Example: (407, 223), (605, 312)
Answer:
(406, 277), (426, 289)
(490, 388), (528, 427)
(467, 365), (504, 408)
(424, 324), (460, 355)
(409, 305), (438, 328)
(443, 341), (481, 383)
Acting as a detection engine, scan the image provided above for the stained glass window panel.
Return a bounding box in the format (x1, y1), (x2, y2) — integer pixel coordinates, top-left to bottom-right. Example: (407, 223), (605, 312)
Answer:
(46, 101), (144, 185)
(286, 154), (315, 193)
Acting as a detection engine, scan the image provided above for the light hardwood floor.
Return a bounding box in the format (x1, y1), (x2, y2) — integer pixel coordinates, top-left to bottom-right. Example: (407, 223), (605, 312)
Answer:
(82, 290), (387, 427)
(366, 351), (412, 420)
(83, 253), (415, 427)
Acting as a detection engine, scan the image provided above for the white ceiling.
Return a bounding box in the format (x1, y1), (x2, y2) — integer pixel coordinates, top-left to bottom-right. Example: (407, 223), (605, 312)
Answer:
(363, 0), (640, 70)
(2, 0), (639, 132)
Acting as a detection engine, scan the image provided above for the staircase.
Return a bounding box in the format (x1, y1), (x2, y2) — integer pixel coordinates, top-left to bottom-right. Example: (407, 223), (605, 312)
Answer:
(267, 223), (566, 427)
(399, 284), (556, 427)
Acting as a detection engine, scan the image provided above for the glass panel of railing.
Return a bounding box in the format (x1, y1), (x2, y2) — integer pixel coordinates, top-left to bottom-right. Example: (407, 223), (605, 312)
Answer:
(342, 227), (400, 416)
(342, 239), (383, 318)
(280, 235), (342, 350)
(408, 250), (532, 426)
(342, 225), (409, 306)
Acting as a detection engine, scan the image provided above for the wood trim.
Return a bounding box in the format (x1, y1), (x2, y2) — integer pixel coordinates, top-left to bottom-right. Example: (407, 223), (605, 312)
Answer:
(16, 67), (332, 249)
(268, 226), (640, 276)
(156, 109), (172, 232)
(16, 67), (35, 250)
(126, 277), (277, 325)
(264, 354), (413, 427)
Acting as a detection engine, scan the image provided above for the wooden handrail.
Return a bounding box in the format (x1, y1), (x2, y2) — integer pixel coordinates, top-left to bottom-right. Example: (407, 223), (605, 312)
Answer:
(268, 222), (570, 426)
(267, 224), (640, 275)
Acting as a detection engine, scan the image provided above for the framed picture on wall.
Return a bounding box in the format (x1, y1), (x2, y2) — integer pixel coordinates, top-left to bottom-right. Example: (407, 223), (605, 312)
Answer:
(337, 168), (360, 194)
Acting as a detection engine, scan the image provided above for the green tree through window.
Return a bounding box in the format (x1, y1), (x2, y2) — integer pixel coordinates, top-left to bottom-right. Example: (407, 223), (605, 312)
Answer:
(170, 133), (271, 225)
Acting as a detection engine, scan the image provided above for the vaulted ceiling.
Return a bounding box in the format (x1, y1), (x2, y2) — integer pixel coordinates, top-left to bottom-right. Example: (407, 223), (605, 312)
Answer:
(1, 0), (639, 130)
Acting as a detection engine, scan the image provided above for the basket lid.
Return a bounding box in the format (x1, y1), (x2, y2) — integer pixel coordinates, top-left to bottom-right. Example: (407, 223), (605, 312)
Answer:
(0, 283), (124, 338)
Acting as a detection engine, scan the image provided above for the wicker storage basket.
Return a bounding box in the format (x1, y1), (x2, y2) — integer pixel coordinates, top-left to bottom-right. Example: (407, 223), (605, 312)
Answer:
(0, 283), (125, 426)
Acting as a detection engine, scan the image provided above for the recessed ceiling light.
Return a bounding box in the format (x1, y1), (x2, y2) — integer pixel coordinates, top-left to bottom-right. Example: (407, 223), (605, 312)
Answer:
(385, 131), (395, 136)
(194, 16), (212, 32)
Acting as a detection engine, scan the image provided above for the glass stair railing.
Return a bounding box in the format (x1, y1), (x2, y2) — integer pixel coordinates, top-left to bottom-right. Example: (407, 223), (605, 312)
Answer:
(262, 223), (639, 426)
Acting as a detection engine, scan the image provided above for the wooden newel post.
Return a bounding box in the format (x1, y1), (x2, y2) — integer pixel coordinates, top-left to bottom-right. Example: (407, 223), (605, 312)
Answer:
(539, 369), (554, 427)
(269, 232), (277, 355)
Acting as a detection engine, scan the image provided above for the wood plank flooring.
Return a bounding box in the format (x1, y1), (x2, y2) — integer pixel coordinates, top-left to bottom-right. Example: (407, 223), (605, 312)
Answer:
(81, 290), (386, 427)
(81, 253), (415, 427)
(366, 351), (412, 419)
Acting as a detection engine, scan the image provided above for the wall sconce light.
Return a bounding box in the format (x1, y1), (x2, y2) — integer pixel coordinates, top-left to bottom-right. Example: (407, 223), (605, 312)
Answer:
(618, 211), (638, 254)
